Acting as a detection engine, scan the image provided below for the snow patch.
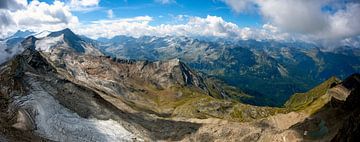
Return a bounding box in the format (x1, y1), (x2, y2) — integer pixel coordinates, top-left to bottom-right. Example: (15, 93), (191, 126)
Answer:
(35, 35), (65, 52)
(277, 64), (289, 77)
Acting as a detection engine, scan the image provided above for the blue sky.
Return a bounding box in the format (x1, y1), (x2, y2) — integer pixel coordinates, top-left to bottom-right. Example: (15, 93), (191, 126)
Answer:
(67, 0), (263, 27)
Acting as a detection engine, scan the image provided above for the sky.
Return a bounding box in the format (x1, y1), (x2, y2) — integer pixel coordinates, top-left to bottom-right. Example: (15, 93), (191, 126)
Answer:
(0, 0), (360, 47)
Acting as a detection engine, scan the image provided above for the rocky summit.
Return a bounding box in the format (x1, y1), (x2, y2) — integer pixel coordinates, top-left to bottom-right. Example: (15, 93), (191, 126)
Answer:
(0, 29), (359, 142)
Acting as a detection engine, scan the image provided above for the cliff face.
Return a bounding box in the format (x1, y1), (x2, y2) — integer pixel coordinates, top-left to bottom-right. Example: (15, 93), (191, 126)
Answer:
(330, 74), (360, 142)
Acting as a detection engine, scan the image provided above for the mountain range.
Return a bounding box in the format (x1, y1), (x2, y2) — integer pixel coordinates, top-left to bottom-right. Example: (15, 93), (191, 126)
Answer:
(0, 28), (359, 141)
(94, 35), (360, 106)
(3, 30), (359, 107)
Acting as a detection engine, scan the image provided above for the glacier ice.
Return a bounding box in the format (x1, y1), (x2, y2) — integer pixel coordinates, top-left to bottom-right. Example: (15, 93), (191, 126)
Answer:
(14, 78), (137, 142)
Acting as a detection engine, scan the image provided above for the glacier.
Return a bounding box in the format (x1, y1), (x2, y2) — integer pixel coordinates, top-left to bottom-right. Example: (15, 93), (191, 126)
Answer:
(13, 76), (138, 142)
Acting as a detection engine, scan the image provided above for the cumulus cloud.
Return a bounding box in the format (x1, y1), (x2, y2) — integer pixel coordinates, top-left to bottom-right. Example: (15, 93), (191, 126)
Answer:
(12, 1), (78, 26)
(326, 3), (360, 39)
(0, 0), (79, 39)
(68, 0), (101, 11)
(257, 0), (329, 34)
(182, 15), (240, 37)
(75, 15), (285, 41)
(70, 0), (99, 7)
(76, 16), (154, 38)
(222, 0), (360, 45)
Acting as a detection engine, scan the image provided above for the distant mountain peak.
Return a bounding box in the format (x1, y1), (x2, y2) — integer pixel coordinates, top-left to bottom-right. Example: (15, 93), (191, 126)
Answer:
(7, 30), (35, 39)
(48, 28), (79, 39)
(13, 29), (33, 34)
(47, 28), (84, 53)
(21, 36), (38, 50)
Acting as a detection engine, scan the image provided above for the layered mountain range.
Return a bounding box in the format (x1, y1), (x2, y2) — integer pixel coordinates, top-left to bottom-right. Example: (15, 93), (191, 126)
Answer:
(0, 29), (359, 141)
(3, 30), (360, 106)
(95, 35), (360, 106)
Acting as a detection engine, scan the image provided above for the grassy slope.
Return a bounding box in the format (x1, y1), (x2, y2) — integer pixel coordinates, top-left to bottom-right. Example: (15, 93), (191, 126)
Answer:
(126, 81), (287, 122)
(284, 76), (341, 113)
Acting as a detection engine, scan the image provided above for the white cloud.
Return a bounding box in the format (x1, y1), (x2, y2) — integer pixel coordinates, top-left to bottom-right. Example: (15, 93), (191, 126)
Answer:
(68, 0), (100, 11)
(75, 16), (154, 38)
(0, 0), (79, 39)
(257, 0), (329, 34)
(0, 10), (14, 37)
(75, 15), (286, 41)
(222, 0), (329, 34)
(326, 3), (360, 39)
(183, 15), (240, 37)
(107, 9), (114, 19)
(70, 0), (99, 7)
(0, 41), (24, 64)
(91, 16), (153, 24)
(221, 0), (360, 46)
(262, 24), (277, 33)
(154, 0), (176, 4)
(12, 1), (78, 25)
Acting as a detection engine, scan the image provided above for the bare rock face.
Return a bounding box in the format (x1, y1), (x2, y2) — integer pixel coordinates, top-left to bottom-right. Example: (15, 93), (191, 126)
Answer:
(21, 28), (209, 94)
(329, 74), (360, 101)
(11, 109), (35, 131)
(329, 74), (360, 142)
